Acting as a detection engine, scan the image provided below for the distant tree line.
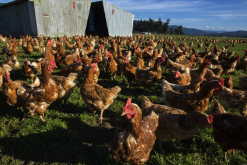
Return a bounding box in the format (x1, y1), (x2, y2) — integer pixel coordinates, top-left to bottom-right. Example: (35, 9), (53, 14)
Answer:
(133, 18), (184, 35)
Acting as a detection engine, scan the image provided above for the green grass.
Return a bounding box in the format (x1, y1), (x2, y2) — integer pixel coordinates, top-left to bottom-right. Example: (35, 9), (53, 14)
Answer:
(0, 35), (246, 165)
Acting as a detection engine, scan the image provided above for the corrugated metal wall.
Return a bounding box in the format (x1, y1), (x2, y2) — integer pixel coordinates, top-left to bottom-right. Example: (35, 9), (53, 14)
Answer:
(102, 1), (134, 37)
(0, 0), (38, 36)
(33, 0), (91, 37)
(0, 0), (91, 37)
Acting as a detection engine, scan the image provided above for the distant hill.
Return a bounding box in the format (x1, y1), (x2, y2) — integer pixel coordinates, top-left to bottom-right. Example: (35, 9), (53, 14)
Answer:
(169, 25), (207, 35)
(168, 25), (247, 37)
(217, 31), (247, 37)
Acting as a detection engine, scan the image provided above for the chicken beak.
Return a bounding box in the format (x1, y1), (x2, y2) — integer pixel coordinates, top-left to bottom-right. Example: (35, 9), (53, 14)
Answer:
(121, 111), (127, 116)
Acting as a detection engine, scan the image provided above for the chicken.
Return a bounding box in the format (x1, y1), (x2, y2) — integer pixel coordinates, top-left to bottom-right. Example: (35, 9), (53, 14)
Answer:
(22, 40), (33, 56)
(205, 70), (215, 82)
(31, 58), (43, 74)
(190, 61), (210, 80)
(51, 73), (78, 110)
(116, 45), (126, 80)
(2, 73), (40, 113)
(80, 67), (121, 123)
(109, 98), (159, 165)
(217, 78), (247, 115)
(60, 61), (83, 80)
(235, 55), (247, 73)
(136, 55), (165, 90)
(59, 48), (79, 65)
(161, 78), (206, 96)
(167, 59), (189, 75)
(211, 99), (247, 160)
(147, 49), (158, 69)
(162, 79), (223, 113)
(1, 55), (20, 70)
(205, 41), (212, 48)
(106, 51), (118, 80)
(207, 61), (223, 77)
(44, 40), (55, 61)
(57, 41), (70, 59)
(21, 59), (36, 83)
(220, 55), (240, 75)
(141, 96), (212, 153)
(65, 40), (75, 50)
(239, 75), (247, 89)
(224, 76), (233, 89)
(176, 54), (195, 67)
(0, 35), (7, 43)
(170, 70), (191, 86)
(197, 41), (203, 48)
(24, 60), (58, 122)
(84, 58), (100, 83)
(133, 48), (144, 68)
(8, 42), (18, 58)
(3, 42), (14, 56)
(0, 64), (12, 87)
(124, 59), (137, 88)
(143, 47), (153, 62)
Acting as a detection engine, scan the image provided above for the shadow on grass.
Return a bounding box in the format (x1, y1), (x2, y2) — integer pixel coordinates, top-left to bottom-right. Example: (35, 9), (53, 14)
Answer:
(0, 117), (122, 165)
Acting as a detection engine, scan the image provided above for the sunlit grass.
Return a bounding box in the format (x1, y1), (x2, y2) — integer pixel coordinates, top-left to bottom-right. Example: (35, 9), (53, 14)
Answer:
(0, 35), (246, 164)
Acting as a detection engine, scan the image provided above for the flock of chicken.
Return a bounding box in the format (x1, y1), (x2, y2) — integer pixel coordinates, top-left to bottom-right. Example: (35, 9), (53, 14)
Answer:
(0, 34), (247, 164)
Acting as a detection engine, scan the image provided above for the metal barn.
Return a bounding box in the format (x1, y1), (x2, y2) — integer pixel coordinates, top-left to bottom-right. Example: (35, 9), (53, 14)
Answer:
(86, 1), (135, 37)
(0, 0), (91, 37)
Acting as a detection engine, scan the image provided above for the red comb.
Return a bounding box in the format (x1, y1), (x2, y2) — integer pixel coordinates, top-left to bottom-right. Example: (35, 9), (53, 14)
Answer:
(209, 114), (213, 124)
(218, 78), (224, 86)
(123, 98), (132, 111)
(228, 76), (232, 82)
(200, 77), (206, 81)
(4, 72), (10, 79)
(48, 59), (56, 67)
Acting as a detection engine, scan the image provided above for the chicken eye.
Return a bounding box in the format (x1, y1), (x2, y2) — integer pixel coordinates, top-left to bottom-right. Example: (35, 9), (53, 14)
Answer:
(130, 107), (134, 111)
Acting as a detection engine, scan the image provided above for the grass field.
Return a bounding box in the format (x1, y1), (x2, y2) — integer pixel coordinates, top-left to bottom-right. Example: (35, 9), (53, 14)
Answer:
(0, 35), (246, 165)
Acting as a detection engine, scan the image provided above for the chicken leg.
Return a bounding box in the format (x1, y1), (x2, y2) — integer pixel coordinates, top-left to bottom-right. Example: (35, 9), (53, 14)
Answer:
(158, 141), (166, 154)
(225, 152), (228, 161)
(39, 115), (46, 123)
(98, 110), (104, 123)
(18, 112), (28, 125)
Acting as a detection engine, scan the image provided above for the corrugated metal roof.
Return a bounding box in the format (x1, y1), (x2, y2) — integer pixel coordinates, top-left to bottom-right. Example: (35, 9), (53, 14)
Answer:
(92, 1), (135, 16)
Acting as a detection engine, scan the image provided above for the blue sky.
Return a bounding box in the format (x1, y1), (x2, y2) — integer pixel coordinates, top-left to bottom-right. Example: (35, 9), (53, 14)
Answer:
(1, 0), (247, 31)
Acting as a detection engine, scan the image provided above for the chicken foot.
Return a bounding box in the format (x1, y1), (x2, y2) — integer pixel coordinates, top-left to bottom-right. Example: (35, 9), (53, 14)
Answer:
(18, 112), (28, 125)
(98, 110), (104, 124)
(39, 115), (46, 123)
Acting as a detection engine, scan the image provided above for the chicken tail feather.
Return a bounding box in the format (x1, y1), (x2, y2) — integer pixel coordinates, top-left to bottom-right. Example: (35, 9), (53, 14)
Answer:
(141, 95), (153, 110)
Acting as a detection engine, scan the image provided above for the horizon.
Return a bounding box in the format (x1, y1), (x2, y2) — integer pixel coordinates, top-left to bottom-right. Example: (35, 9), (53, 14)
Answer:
(1, 0), (246, 32)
